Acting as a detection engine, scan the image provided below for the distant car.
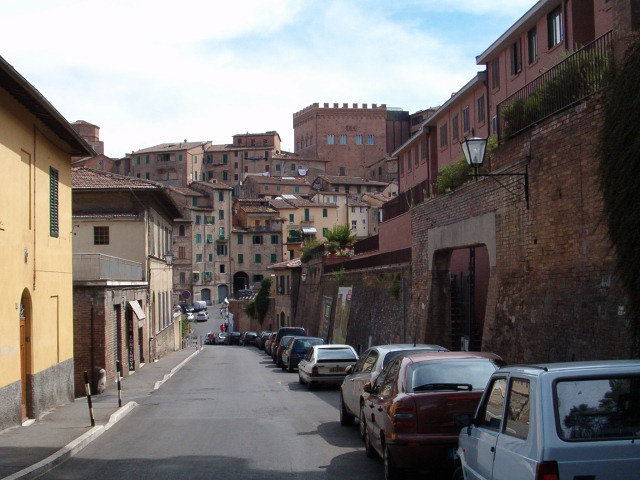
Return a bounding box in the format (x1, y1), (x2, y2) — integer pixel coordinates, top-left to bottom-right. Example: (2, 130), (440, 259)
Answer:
(454, 359), (640, 480)
(281, 337), (325, 372)
(224, 331), (241, 345)
(273, 335), (296, 367)
(362, 351), (502, 480)
(185, 311), (195, 321)
(204, 333), (214, 345)
(195, 311), (209, 322)
(256, 331), (271, 350)
(193, 300), (207, 311)
(339, 343), (448, 434)
(240, 331), (258, 346)
(215, 332), (228, 345)
(265, 332), (278, 356)
(298, 344), (359, 390)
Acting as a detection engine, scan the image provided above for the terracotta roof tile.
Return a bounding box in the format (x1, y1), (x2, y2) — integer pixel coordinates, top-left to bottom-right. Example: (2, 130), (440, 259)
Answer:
(72, 167), (164, 190)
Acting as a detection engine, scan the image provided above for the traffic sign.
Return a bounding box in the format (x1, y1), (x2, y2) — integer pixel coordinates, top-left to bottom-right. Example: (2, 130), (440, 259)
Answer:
(181, 290), (191, 300)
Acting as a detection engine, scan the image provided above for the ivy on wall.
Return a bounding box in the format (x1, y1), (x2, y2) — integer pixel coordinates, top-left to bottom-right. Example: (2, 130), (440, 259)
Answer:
(598, 36), (640, 355)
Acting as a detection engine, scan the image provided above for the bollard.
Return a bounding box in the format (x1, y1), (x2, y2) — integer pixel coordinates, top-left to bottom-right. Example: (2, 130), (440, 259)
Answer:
(116, 361), (122, 408)
(83, 371), (96, 427)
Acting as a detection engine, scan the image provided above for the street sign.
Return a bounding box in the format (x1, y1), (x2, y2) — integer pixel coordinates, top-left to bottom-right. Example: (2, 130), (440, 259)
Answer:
(182, 290), (191, 300)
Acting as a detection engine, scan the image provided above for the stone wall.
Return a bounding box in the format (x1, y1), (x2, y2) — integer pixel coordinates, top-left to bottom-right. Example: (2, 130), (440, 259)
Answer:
(411, 98), (632, 363)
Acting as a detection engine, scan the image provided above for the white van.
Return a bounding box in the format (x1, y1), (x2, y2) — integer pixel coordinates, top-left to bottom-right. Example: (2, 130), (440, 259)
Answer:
(193, 300), (207, 312)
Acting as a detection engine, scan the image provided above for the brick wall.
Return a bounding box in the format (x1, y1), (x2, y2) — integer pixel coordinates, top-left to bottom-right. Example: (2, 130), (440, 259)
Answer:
(411, 97), (632, 364)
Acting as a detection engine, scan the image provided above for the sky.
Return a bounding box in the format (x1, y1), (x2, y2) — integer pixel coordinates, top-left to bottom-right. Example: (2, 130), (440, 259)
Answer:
(1, 0), (536, 158)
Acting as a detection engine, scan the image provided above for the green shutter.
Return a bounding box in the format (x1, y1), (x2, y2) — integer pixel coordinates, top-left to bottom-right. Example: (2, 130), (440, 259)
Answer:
(270, 254), (277, 263)
(49, 167), (59, 237)
(238, 254), (244, 264)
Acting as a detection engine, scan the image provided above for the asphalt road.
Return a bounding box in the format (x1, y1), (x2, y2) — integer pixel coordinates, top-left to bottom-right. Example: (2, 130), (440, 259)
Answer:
(39, 342), (385, 480)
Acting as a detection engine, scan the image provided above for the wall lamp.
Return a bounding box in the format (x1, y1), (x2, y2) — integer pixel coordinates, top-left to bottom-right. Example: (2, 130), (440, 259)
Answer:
(461, 136), (529, 209)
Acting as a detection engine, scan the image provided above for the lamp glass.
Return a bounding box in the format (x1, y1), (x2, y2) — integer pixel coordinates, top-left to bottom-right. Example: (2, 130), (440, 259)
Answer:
(461, 137), (488, 167)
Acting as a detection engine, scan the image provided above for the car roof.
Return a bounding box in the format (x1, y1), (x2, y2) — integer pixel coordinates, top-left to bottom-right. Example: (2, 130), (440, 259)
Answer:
(365, 344), (448, 355)
(400, 351), (503, 363)
(315, 344), (354, 349)
(499, 359), (640, 376)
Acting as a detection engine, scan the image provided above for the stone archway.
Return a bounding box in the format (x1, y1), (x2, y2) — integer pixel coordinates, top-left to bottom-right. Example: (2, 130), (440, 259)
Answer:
(19, 289), (33, 420)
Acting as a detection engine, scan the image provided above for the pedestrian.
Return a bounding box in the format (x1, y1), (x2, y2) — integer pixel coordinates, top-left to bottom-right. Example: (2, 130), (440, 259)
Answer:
(220, 323), (224, 333)
(224, 322), (229, 332)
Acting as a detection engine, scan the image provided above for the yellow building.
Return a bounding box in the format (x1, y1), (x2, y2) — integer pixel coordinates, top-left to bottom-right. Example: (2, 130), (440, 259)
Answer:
(0, 56), (93, 430)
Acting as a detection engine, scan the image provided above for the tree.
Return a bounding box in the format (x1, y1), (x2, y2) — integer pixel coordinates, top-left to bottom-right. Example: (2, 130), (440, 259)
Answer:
(300, 237), (320, 263)
(325, 224), (356, 250)
(254, 278), (272, 324)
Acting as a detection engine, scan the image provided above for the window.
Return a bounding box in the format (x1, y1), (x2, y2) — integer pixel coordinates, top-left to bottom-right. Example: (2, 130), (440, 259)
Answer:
(223, 154), (228, 164)
(206, 234), (213, 243)
(93, 226), (109, 245)
(218, 209), (224, 220)
(490, 58), (500, 89)
(222, 171), (228, 181)
(528, 27), (538, 64)
(547, 6), (563, 48)
(339, 135), (347, 145)
(178, 246), (186, 258)
(275, 164), (281, 172)
(216, 245), (227, 255)
(276, 185), (280, 191)
(136, 156), (140, 165)
(254, 254), (261, 263)
(439, 122), (448, 148)
(252, 235), (264, 245)
(238, 254), (244, 264)
(510, 38), (522, 75)
(323, 227), (328, 237)
(367, 135), (375, 145)
(504, 378), (530, 440)
(145, 155), (149, 164)
(407, 152), (412, 172)
(452, 115), (459, 142)
(355, 135), (363, 145)
(208, 254), (213, 262)
(179, 272), (186, 284)
(253, 274), (263, 283)
(219, 264), (225, 273)
(477, 95), (485, 124)
(270, 254), (277, 263)
(178, 154), (182, 161)
(208, 172), (213, 180)
(191, 197), (198, 207)
(193, 156), (197, 163)
(480, 378), (506, 430)
(196, 233), (202, 244)
(462, 106), (470, 134)
(195, 253), (203, 262)
(289, 214), (294, 223)
(193, 272), (200, 282)
(327, 134), (335, 145)
(49, 167), (59, 237)
(304, 208), (310, 221)
(270, 235), (279, 244)
(351, 220), (357, 230)
(264, 185), (269, 191)
(237, 234), (243, 244)
(195, 215), (201, 225)
(322, 208), (328, 218)
(179, 225), (185, 236)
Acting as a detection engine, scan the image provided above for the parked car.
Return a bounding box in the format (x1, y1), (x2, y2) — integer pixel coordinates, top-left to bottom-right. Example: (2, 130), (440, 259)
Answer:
(265, 332), (278, 356)
(195, 310), (209, 322)
(339, 343), (448, 435)
(224, 331), (241, 345)
(273, 335), (296, 367)
(361, 351), (502, 480)
(193, 300), (207, 311)
(204, 333), (215, 345)
(298, 344), (359, 390)
(454, 360), (640, 480)
(274, 326), (306, 349)
(256, 331), (271, 350)
(240, 331), (258, 346)
(214, 332), (228, 345)
(185, 311), (195, 321)
(282, 337), (325, 372)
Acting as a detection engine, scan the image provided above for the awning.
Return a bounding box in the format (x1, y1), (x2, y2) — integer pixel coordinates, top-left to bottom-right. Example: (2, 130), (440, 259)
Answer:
(128, 300), (146, 320)
(302, 226), (317, 234)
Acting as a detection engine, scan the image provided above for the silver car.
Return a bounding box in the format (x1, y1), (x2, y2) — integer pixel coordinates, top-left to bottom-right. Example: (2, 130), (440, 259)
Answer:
(298, 344), (359, 390)
(339, 343), (447, 436)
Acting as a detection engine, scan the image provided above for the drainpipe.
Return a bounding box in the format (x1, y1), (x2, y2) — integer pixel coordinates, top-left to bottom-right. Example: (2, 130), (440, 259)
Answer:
(32, 126), (37, 289)
(401, 275), (406, 343)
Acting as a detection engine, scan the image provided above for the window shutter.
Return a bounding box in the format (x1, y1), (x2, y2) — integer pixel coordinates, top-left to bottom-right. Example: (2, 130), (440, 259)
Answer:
(50, 167), (59, 237)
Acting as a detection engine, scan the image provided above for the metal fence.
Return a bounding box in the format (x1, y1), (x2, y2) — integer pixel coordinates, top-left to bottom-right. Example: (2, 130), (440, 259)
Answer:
(497, 30), (612, 140)
(73, 253), (143, 281)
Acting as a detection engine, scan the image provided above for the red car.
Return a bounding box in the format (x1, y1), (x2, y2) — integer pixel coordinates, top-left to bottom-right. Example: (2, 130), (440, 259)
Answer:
(362, 351), (503, 480)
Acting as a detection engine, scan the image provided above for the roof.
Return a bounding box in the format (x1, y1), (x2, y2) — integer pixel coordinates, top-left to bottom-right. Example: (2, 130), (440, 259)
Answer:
(362, 192), (392, 203)
(476, 0), (556, 64)
(315, 175), (388, 186)
(347, 197), (370, 207)
(244, 175), (310, 185)
(267, 258), (302, 270)
(73, 167), (166, 190)
(131, 141), (208, 155)
(0, 55), (93, 157)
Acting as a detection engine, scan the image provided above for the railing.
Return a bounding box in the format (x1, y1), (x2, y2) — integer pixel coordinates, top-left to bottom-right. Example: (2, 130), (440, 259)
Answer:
(216, 235), (229, 242)
(73, 253), (143, 281)
(498, 31), (612, 140)
(245, 224), (281, 233)
(324, 248), (411, 272)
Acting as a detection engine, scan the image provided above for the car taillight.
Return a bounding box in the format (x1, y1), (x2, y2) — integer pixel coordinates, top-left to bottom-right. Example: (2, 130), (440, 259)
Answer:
(535, 461), (559, 480)
(390, 398), (417, 431)
(311, 366), (319, 377)
(291, 353), (298, 359)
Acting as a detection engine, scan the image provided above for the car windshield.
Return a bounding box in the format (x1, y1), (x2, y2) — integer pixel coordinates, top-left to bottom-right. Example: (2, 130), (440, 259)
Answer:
(294, 338), (323, 350)
(316, 348), (357, 361)
(555, 376), (640, 440)
(406, 359), (499, 392)
(382, 348), (447, 368)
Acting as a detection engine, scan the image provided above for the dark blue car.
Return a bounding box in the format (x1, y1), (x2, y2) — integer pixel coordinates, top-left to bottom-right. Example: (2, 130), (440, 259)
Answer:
(281, 337), (325, 372)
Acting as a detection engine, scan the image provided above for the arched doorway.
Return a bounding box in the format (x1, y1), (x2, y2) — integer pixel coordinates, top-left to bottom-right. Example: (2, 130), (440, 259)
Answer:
(201, 288), (211, 305)
(19, 290), (33, 420)
(233, 272), (249, 298)
(217, 285), (228, 303)
(279, 312), (286, 327)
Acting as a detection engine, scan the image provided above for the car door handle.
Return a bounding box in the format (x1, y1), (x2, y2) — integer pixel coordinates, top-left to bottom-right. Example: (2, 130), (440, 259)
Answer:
(377, 407), (382, 412)
(369, 404), (375, 409)
(490, 447), (495, 452)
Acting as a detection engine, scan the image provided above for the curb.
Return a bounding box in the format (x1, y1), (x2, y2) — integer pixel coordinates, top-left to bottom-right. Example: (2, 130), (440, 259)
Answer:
(2, 401), (137, 480)
(153, 348), (201, 390)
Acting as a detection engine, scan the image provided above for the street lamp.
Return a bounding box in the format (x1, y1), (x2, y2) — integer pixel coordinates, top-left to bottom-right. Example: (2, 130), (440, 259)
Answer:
(460, 136), (529, 208)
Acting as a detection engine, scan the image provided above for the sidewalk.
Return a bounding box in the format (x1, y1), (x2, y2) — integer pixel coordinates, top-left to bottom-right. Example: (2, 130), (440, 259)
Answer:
(0, 347), (201, 480)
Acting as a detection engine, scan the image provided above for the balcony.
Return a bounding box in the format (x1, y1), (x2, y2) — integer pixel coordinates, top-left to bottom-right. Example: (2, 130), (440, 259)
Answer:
(498, 31), (612, 140)
(73, 253), (143, 282)
(216, 235), (229, 242)
(300, 217), (314, 225)
(245, 224), (281, 233)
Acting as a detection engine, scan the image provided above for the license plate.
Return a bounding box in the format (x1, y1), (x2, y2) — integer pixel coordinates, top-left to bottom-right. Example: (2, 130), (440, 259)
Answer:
(330, 367), (344, 373)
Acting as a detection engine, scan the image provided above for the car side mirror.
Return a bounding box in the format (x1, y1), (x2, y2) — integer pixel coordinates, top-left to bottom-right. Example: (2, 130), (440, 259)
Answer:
(345, 365), (353, 375)
(363, 382), (372, 393)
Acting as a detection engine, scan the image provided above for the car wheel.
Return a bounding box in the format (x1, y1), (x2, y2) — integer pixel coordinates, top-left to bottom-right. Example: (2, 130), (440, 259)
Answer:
(452, 466), (464, 480)
(340, 392), (355, 426)
(281, 363), (287, 371)
(308, 380), (316, 391)
(364, 426), (377, 459)
(298, 373), (304, 384)
(383, 445), (404, 480)
(287, 360), (293, 372)
(359, 403), (367, 440)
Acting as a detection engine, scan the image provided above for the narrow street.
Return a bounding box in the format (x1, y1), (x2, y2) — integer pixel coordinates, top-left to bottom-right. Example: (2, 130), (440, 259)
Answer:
(38, 331), (383, 480)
